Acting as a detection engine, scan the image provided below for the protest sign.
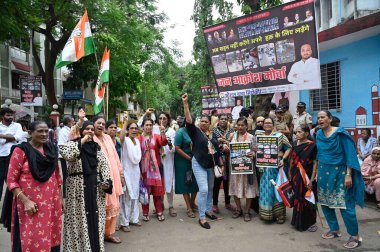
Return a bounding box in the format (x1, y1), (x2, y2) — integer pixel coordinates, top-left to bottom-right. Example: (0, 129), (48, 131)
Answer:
(256, 135), (279, 167)
(203, 0), (321, 97)
(230, 142), (254, 174)
(201, 84), (243, 115)
(20, 76), (43, 106)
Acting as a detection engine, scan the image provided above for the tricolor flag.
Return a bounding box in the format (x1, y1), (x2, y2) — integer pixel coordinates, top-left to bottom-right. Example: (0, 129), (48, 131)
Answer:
(55, 10), (95, 69)
(297, 162), (316, 204)
(93, 48), (110, 114)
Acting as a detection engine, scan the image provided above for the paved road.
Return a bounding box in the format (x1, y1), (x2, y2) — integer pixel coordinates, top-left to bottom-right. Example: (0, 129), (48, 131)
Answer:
(1, 194), (379, 252)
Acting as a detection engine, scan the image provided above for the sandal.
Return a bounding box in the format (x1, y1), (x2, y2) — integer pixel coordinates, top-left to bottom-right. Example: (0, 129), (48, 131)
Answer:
(322, 230), (342, 239)
(169, 207), (177, 217)
(276, 216), (285, 224)
(225, 204), (236, 211)
(232, 210), (243, 219)
(142, 215), (150, 222)
(157, 213), (165, 222)
(307, 225), (318, 232)
(105, 235), (122, 244)
(186, 209), (196, 218)
(244, 213), (251, 222)
(130, 222), (142, 227)
(212, 205), (220, 214)
(120, 226), (130, 232)
(192, 204), (199, 212)
(343, 236), (362, 249)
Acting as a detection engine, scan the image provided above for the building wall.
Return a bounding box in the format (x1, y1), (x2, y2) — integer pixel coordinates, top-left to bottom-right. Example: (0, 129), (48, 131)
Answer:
(300, 34), (380, 130)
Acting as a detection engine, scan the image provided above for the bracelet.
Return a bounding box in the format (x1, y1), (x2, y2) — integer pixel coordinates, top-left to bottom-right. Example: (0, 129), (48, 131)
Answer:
(16, 191), (23, 198)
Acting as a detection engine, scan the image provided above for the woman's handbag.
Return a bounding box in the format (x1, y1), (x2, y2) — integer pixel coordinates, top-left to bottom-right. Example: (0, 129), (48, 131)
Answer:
(185, 162), (193, 185)
(139, 180), (149, 205)
(212, 153), (224, 178)
(271, 167), (295, 208)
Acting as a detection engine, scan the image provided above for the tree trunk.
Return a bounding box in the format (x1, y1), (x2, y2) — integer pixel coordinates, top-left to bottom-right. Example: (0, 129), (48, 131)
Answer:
(44, 37), (58, 106)
(252, 93), (273, 119)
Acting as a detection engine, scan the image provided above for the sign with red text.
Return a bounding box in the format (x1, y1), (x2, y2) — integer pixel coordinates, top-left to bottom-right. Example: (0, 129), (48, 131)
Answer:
(201, 84), (243, 115)
(256, 135), (279, 168)
(230, 142), (254, 174)
(203, 0), (321, 97)
(20, 76), (43, 106)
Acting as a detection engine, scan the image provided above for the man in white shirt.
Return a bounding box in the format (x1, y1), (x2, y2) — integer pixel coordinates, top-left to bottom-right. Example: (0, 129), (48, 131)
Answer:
(287, 43), (320, 91)
(231, 98), (243, 120)
(58, 115), (74, 198)
(0, 108), (23, 201)
(304, 9), (314, 22)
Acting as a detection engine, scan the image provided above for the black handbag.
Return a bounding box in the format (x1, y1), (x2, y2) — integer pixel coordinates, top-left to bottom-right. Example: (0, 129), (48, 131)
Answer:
(185, 162), (193, 185)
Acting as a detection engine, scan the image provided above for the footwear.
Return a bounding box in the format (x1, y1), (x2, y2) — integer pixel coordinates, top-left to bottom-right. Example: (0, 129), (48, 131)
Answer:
(198, 219), (210, 229)
(205, 212), (218, 220)
(142, 215), (150, 222)
(244, 213), (252, 222)
(276, 216), (285, 224)
(120, 226), (130, 232)
(322, 230), (342, 239)
(225, 204), (236, 211)
(232, 210), (243, 219)
(157, 213), (165, 222)
(212, 205), (220, 214)
(169, 207), (177, 217)
(130, 222), (142, 227)
(105, 235), (122, 244)
(307, 225), (318, 232)
(192, 204), (199, 212)
(343, 236), (362, 249)
(186, 209), (196, 218)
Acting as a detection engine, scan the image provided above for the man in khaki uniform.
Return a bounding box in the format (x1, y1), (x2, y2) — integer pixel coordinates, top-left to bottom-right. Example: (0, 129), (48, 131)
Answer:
(292, 102), (312, 140)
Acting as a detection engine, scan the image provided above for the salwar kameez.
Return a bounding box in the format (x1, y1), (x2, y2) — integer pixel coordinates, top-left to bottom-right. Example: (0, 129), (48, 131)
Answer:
(120, 137), (141, 226)
(259, 132), (291, 221)
(316, 127), (364, 236)
(94, 134), (123, 236)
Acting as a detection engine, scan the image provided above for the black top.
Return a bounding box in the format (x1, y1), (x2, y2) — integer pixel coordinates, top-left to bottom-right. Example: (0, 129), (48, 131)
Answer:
(186, 122), (219, 169)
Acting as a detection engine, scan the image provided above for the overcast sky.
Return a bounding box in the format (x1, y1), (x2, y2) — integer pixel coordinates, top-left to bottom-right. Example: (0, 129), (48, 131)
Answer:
(157, 0), (242, 64)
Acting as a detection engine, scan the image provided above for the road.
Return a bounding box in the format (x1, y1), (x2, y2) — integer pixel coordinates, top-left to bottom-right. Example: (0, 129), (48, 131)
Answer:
(1, 194), (379, 252)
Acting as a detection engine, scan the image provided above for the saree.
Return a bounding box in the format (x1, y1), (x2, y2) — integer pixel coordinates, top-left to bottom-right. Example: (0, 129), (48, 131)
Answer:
(290, 141), (317, 231)
(259, 132), (291, 221)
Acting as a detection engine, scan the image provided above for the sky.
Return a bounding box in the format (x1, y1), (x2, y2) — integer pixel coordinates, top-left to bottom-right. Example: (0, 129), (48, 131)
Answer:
(157, 0), (242, 64)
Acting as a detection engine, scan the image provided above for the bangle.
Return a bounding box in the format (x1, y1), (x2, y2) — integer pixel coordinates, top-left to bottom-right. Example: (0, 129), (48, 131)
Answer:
(16, 191), (23, 198)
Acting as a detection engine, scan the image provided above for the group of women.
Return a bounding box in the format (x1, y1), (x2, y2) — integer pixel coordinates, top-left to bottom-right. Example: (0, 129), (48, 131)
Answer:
(1, 95), (366, 251)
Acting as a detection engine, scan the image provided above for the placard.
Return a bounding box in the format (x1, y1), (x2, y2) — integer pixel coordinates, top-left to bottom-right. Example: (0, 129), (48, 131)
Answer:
(20, 76), (43, 106)
(230, 142), (254, 174)
(203, 0), (321, 97)
(201, 84), (243, 115)
(256, 135), (279, 167)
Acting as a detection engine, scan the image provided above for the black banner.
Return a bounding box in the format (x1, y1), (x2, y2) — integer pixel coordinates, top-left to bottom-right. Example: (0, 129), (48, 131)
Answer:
(201, 84), (243, 115)
(203, 0), (321, 98)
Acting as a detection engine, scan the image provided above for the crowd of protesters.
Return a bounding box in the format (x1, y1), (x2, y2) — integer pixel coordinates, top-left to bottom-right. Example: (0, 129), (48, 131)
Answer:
(0, 94), (379, 251)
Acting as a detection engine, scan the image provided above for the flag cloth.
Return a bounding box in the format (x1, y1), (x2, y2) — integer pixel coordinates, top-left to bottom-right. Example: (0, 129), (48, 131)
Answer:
(55, 10), (95, 69)
(93, 48), (110, 114)
(297, 162), (316, 204)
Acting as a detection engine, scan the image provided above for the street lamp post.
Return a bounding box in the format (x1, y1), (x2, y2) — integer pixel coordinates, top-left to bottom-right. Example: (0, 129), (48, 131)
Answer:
(50, 104), (60, 128)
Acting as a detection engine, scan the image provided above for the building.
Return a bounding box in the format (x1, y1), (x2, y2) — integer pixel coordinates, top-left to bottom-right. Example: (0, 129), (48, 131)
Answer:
(0, 32), (65, 118)
(299, 0), (380, 142)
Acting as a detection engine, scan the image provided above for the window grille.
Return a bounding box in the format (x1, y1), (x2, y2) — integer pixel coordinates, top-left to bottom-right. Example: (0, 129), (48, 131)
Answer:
(310, 61), (341, 111)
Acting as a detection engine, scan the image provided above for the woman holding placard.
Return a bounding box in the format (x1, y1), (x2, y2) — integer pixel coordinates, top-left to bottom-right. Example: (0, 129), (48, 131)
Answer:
(258, 117), (292, 224)
(228, 117), (259, 222)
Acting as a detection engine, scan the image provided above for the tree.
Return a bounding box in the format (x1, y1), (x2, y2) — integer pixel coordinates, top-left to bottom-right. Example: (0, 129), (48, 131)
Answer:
(2, 0), (169, 110)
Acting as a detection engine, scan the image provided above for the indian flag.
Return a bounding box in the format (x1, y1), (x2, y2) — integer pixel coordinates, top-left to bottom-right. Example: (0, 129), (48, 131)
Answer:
(93, 48), (110, 114)
(55, 10), (95, 69)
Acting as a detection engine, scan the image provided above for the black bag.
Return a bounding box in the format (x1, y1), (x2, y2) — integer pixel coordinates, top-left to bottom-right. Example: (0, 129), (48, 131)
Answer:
(185, 169), (193, 185)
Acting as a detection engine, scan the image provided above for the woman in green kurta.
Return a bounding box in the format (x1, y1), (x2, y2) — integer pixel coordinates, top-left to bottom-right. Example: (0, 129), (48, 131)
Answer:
(174, 118), (198, 218)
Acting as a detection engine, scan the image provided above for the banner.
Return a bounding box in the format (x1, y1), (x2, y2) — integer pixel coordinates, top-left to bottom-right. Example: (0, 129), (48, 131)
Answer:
(20, 76), (43, 106)
(256, 135), (279, 167)
(201, 84), (243, 115)
(230, 142), (254, 174)
(203, 0), (321, 97)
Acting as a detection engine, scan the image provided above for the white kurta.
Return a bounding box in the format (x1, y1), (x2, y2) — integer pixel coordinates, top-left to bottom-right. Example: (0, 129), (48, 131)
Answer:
(121, 137), (142, 199)
(161, 127), (176, 193)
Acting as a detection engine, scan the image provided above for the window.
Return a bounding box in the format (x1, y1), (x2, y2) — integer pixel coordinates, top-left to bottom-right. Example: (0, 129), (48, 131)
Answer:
(11, 72), (21, 90)
(310, 61), (341, 111)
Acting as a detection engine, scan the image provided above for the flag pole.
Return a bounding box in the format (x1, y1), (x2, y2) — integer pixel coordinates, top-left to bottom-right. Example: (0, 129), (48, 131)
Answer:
(92, 40), (100, 70)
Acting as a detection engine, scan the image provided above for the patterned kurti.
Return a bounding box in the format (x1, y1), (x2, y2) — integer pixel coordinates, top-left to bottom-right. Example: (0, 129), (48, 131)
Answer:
(7, 147), (62, 252)
(60, 141), (111, 252)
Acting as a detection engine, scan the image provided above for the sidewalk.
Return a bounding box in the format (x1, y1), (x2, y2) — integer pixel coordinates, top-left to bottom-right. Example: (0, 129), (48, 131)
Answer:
(1, 193), (379, 252)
